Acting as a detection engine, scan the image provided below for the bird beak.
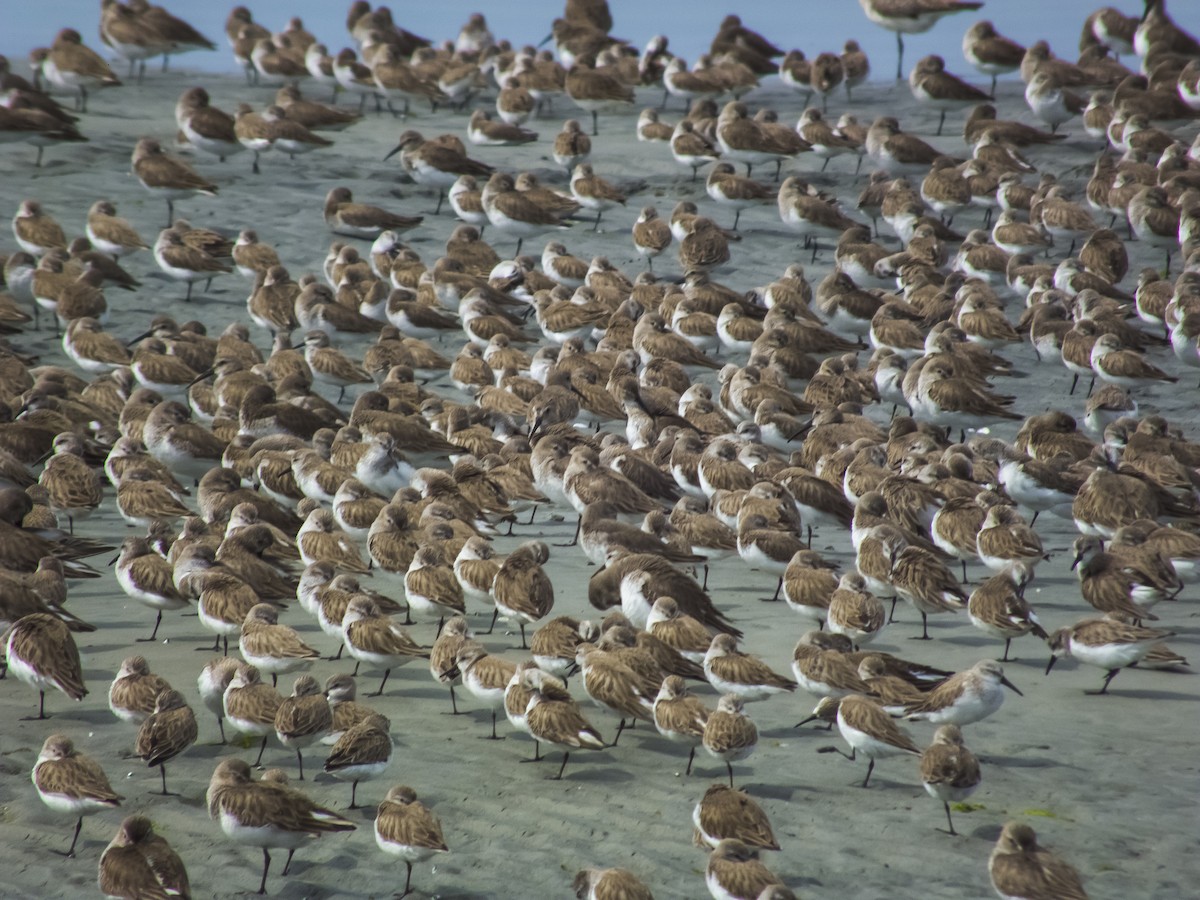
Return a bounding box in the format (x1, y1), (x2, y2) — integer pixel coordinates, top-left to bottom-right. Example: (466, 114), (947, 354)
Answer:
(107, 553), (119, 565)
(1070, 552), (1082, 570)
(565, 661), (580, 677)
(445, 665), (460, 680)
(382, 143), (403, 162)
(186, 368), (214, 388)
(537, 32), (552, 48)
(125, 329), (152, 348)
(1001, 675), (1023, 696)
(1044, 654), (1058, 676)
(793, 714), (818, 728)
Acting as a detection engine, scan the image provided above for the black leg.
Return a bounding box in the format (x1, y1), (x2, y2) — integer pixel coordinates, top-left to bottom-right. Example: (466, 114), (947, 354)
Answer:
(39, 690), (47, 720)
(349, 780), (360, 809)
(551, 751), (570, 780)
(371, 668), (392, 697)
(400, 860), (414, 898)
(686, 746), (695, 775)
(591, 111), (598, 136)
(281, 849), (295, 876)
(1087, 668), (1121, 695)
(862, 757), (875, 788)
(726, 760), (734, 788)
(66, 816), (82, 857)
(296, 748), (305, 780)
(159, 763), (169, 795)
(138, 610), (163, 642)
(254, 735), (269, 767)
(257, 848), (271, 895)
(1001, 638), (1012, 662)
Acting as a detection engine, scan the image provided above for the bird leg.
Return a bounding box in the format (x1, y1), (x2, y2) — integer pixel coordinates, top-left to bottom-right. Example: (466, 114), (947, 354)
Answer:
(1086, 668), (1121, 695)
(349, 780), (360, 809)
(281, 849), (296, 876)
(550, 751), (571, 780)
(64, 816), (83, 857)
(590, 111), (599, 136)
(725, 760), (735, 788)
(896, 33), (904, 81)
(254, 735), (269, 767)
(370, 668), (392, 697)
(861, 757), (876, 788)
(686, 746), (696, 775)
(258, 848), (271, 895)
(138, 610), (164, 642)
(296, 748), (305, 780)
(936, 110), (946, 136)
(941, 801), (958, 835)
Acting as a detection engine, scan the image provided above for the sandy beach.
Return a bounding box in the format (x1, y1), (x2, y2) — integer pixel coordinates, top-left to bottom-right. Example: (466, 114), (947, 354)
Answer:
(1, 23), (1199, 900)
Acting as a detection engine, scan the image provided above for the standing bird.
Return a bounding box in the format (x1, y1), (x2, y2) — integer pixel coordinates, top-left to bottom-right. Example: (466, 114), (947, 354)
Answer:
(374, 785), (449, 899)
(32, 734), (122, 857)
(206, 758), (355, 895)
(919, 724), (981, 835)
(134, 688), (198, 795)
(831, 693), (921, 787)
(702, 694), (758, 787)
(131, 137), (218, 227)
(857, 0), (984, 81)
(5, 613), (87, 718)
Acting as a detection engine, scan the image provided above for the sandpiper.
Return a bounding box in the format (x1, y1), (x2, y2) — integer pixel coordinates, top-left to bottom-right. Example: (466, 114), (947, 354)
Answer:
(920, 724), (981, 835)
(857, 0), (983, 80)
(98, 815), (190, 900)
(373, 785), (449, 898)
(705, 839), (787, 900)
(521, 667), (606, 780)
(5, 612), (87, 718)
(989, 821), (1088, 900)
(566, 64), (635, 135)
(831, 693), (921, 787)
(702, 694), (758, 788)
(909, 55), (991, 135)
(134, 688), (198, 794)
(692, 783), (779, 851)
(132, 137), (217, 226)
(1046, 618), (1174, 694)
(40, 28), (121, 112)
(574, 867), (654, 900)
(324, 187), (423, 239)
(206, 757), (355, 895)
(32, 734), (121, 857)
(962, 21), (1025, 93)
(905, 660), (1022, 725)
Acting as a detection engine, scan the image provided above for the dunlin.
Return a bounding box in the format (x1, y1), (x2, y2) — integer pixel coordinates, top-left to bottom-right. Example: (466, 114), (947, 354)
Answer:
(32, 734), (122, 857)
(905, 660), (1022, 725)
(132, 137), (217, 226)
(857, 0), (983, 80)
(919, 724), (981, 835)
(342, 595), (429, 696)
(273, 674), (332, 779)
(653, 674), (711, 775)
(521, 667), (606, 780)
(1046, 618), (1174, 694)
(705, 838), (786, 900)
(702, 694), (758, 787)
(206, 757), (355, 895)
(40, 28), (121, 112)
(573, 867), (655, 900)
(831, 693), (921, 787)
(989, 821), (1088, 900)
(108, 655), (171, 725)
(97, 815), (190, 900)
(692, 783), (779, 851)
(134, 688), (198, 794)
(324, 187), (423, 239)
(5, 612), (87, 718)
(222, 662), (283, 766)
(373, 784), (448, 898)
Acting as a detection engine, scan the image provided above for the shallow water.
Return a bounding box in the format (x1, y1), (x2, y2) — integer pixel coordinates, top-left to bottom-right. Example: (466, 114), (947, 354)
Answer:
(2, 0), (1129, 81)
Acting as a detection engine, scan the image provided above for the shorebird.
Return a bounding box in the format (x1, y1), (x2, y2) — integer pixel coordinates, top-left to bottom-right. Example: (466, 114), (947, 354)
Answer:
(705, 839), (787, 900)
(521, 667), (606, 780)
(962, 21), (1025, 93)
(206, 757), (355, 895)
(702, 694), (758, 788)
(904, 660), (1022, 725)
(324, 187), (423, 239)
(323, 712), (392, 807)
(1046, 618), (1174, 694)
(566, 64), (635, 135)
(481, 172), (570, 255)
(5, 612), (87, 718)
(573, 867), (654, 900)
(373, 785), (449, 898)
(857, 0), (983, 80)
(32, 734), (122, 857)
(1024, 71), (1085, 133)
(989, 822), (1089, 900)
(134, 688), (198, 794)
(108, 655), (171, 726)
(131, 137), (217, 226)
(39, 28), (121, 112)
(98, 815), (190, 900)
(920, 724), (981, 835)
(909, 55), (991, 135)
(692, 783), (780, 851)
(830, 693), (921, 786)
